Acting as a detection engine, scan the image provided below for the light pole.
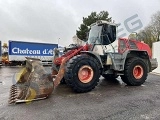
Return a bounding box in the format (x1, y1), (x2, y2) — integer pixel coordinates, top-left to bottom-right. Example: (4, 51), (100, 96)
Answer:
(58, 38), (60, 45)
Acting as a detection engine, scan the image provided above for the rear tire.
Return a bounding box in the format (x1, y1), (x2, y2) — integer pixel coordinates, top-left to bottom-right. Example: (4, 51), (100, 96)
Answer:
(64, 55), (100, 93)
(121, 57), (148, 86)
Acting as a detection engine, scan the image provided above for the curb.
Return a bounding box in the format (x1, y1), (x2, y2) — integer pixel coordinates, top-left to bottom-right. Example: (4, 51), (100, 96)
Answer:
(151, 72), (160, 76)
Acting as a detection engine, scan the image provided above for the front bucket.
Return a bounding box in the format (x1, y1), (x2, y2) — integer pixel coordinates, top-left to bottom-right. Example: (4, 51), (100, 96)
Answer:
(8, 58), (54, 104)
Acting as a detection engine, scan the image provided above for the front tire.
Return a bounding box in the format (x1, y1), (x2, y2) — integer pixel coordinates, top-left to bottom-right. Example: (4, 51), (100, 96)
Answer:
(64, 55), (100, 93)
(121, 57), (148, 86)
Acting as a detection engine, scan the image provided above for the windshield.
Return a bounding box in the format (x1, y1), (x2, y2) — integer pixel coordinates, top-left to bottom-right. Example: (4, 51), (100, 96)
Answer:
(88, 25), (102, 44)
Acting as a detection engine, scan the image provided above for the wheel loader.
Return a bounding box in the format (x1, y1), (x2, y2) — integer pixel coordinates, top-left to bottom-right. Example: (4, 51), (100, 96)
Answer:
(9, 20), (158, 104)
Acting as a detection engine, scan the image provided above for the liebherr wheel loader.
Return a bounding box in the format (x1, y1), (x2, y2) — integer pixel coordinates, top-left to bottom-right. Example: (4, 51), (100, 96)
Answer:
(9, 20), (158, 104)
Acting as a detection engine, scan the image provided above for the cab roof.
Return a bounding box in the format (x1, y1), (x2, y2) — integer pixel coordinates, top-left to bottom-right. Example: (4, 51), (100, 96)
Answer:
(90, 20), (119, 27)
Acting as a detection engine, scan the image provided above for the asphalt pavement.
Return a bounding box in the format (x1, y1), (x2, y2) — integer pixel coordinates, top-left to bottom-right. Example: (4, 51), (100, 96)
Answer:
(0, 66), (160, 120)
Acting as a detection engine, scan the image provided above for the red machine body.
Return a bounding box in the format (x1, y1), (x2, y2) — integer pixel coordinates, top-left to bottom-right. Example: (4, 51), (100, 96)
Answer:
(55, 38), (152, 66)
(118, 38), (152, 58)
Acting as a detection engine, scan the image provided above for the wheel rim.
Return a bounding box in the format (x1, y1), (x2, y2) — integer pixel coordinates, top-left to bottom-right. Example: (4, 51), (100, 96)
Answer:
(78, 65), (94, 83)
(133, 65), (144, 79)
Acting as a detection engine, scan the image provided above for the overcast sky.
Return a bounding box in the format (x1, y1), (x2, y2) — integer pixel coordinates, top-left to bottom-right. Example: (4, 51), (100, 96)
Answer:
(0, 0), (159, 46)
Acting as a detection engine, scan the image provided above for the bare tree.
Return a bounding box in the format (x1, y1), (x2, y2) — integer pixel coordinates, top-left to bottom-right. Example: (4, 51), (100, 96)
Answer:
(150, 11), (160, 40)
(138, 11), (160, 47)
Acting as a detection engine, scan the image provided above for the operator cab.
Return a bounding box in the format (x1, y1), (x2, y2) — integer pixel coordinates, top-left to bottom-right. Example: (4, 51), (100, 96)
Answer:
(88, 20), (118, 54)
(88, 20), (117, 45)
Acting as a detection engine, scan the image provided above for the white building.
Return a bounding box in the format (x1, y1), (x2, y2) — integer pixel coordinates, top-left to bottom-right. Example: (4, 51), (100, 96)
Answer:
(72, 35), (85, 46)
(152, 41), (160, 73)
